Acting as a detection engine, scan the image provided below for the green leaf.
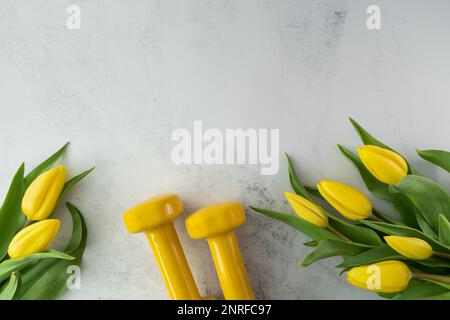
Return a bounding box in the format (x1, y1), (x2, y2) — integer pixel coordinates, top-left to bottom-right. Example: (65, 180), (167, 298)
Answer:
(338, 244), (450, 269)
(349, 118), (416, 174)
(392, 279), (450, 300)
(419, 278), (450, 290)
(300, 239), (371, 267)
(286, 153), (314, 201)
(304, 185), (321, 198)
(64, 203), (86, 253)
(377, 292), (398, 299)
(303, 240), (318, 247)
(425, 292), (450, 300)
(417, 149), (450, 173)
(372, 208), (403, 225)
(249, 206), (339, 242)
(390, 175), (450, 234)
(328, 216), (382, 246)
(338, 245), (401, 268)
(0, 250), (73, 283)
(415, 213), (438, 239)
(0, 272), (20, 300)
(390, 196), (419, 229)
(338, 145), (417, 228)
(23, 142), (69, 189)
(439, 214), (450, 246)
(58, 167), (95, 205)
(349, 118), (391, 150)
(0, 164), (25, 261)
(16, 203), (87, 299)
(360, 220), (450, 253)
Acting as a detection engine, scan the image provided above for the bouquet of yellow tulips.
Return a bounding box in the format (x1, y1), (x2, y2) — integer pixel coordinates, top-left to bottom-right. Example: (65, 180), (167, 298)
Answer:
(0, 143), (93, 299)
(251, 119), (450, 299)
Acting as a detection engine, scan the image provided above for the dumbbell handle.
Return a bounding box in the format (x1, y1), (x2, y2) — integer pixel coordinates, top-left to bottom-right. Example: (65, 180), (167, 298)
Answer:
(146, 223), (201, 300)
(207, 232), (255, 300)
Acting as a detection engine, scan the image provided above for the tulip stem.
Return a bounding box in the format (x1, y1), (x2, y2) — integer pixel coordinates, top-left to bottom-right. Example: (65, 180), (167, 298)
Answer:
(433, 251), (450, 260)
(327, 225), (350, 242)
(413, 273), (450, 284)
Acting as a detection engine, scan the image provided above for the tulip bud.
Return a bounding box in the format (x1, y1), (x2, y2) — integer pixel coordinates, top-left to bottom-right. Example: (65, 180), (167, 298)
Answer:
(317, 181), (372, 221)
(347, 260), (411, 293)
(8, 219), (61, 259)
(284, 192), (328, 228)
(385, 236), (432, 260)
(357, 145), (408, 185)
(22, 165), (67, 220)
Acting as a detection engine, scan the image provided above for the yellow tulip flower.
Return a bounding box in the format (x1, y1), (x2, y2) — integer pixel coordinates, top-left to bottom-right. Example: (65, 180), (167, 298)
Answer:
(385, 236), (432, 260)
(284, 192), (328, 228)
(317, 181), (372, 221)
(358, 145), (408, 185)
(8, 219), (61, 259)
(22, 165), (67, 220)
(347, 260), (411, 293)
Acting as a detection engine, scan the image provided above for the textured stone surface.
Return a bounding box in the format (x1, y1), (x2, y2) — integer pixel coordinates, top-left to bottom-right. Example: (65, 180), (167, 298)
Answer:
(0, 1), (449, 299)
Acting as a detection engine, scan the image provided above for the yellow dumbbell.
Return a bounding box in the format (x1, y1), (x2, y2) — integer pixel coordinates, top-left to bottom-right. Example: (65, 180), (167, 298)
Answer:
(185, 202), (255, 300)
(123, 194), (201, 300)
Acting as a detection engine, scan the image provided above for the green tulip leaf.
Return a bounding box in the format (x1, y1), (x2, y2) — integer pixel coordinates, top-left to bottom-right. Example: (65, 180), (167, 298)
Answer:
(0, 164), (25, 261)
(58, 167), (95, 205)
(338, 244), (450, 269)
(417, 149), (450, 173)
(438, 214), (450, 246)
(390, 197), (420, 229)
(392, 279), (450, 300)
(377, 292), (398, 299)
(360, 220), (450, 252)
(0, 272), (20, 300)
(304, 185), (322, 198)
(303, 240), (318, 247)
(349, 118), (391, 150)
(390, 175), (450, 234)
(348, 118), (416, 174)
(23, 142), (69, 189)
(0, 250), (73, 283)
(409, 258), (450, 269)
(249, 206), (339, 242)
(419, 278), (450, 290)
(338, 145), (418, 228)
(286, 153), (314, 201)
(415, 213), (438, 239)
(300, 239), (371, 267)
(328, 216), (383, 246)
(372, 208), (403, 225)
(337, 245), (401, 268)
(15, 203), (87, 299)
(424, 292), (450, 300)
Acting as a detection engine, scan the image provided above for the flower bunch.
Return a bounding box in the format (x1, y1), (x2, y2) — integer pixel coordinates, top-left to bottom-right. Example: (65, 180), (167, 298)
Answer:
(0, 143), (93, 300)
(251, 118), (450, 299)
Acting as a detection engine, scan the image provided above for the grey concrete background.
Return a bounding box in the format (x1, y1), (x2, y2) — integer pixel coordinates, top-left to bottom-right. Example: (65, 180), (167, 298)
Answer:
(0, 0), (449, 299)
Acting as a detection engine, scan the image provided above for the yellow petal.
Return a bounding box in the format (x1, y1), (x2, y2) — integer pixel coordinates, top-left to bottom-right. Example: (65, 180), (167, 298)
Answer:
(22, 165), (67, 220)
(284, 192), (328, 228)
(385, 236), (432, 260)
(317, 181), (372, 221)
(347, 260), (411, 293)
(358, 145), (408, 185)
(8, 219), (60, 259)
